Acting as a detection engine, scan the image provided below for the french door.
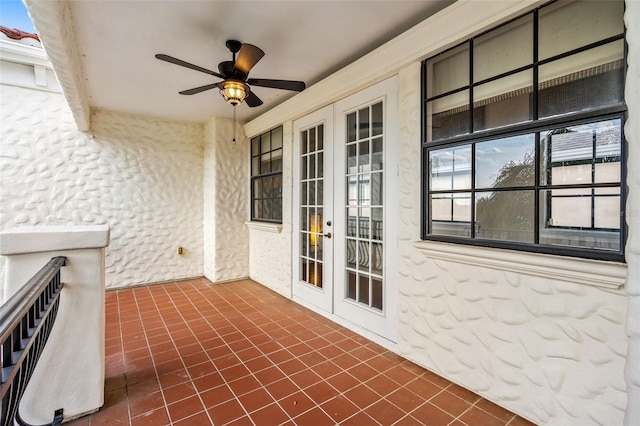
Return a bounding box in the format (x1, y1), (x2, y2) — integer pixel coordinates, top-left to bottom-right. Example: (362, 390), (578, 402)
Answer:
(293, 78), (398, 342)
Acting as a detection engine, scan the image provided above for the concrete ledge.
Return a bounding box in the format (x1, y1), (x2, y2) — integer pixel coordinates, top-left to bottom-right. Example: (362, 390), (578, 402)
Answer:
(0, 225), (110, 255)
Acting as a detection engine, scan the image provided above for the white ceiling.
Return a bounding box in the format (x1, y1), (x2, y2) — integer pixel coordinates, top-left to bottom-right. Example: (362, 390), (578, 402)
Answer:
(67, 0), (451, 123)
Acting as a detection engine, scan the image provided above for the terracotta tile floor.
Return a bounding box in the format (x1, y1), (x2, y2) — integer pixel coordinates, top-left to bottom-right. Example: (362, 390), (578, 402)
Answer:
(69, 278), (534, 426)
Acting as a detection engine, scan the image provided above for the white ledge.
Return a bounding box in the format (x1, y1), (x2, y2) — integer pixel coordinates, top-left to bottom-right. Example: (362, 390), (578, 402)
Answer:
(245, 221), (283, 234)
(0, 225), (110, 255)
(413, 240), (627, 289)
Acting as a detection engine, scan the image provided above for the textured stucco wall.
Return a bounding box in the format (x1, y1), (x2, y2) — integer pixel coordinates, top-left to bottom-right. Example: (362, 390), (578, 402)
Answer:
(623, 1), (640, 424)
(203, 117), (250, 283)
(0, 84), (205, 290)
(248, 121), (293, 297)
(397, 61), (629, 425)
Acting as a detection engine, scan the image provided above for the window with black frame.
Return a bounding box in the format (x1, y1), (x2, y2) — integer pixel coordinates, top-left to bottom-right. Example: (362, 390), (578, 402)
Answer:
(422, 0), (626, 261)
(251, 126), (283, 222)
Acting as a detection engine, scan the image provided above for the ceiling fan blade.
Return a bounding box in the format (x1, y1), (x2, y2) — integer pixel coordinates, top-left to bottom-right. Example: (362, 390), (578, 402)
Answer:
(234, 44), (265, 76)
(179, 83), (220, 95)
(247, 78), (305, 92)
(245, 91), (264, 107)
(156, 54), (225, 79)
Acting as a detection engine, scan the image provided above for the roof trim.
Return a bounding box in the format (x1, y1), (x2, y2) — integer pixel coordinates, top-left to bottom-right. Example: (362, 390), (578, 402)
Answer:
(23, 0), (91, 131)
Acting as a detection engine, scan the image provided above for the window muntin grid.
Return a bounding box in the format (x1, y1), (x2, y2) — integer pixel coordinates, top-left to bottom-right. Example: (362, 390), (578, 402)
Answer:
(251, 126), (283, 222)
(422, 0), (626, 261)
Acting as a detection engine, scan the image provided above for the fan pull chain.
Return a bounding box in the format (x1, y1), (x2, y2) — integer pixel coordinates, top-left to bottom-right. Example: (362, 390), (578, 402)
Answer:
(232, 105), (237, 144)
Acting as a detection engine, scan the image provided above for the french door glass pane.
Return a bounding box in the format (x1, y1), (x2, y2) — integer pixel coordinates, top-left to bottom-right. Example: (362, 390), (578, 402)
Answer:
(300, 125), (324, 289)
(345, 101), (384, 312)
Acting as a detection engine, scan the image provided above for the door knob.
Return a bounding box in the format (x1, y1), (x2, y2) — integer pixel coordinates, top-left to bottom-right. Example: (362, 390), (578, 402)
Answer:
(324, 232), (332, 239)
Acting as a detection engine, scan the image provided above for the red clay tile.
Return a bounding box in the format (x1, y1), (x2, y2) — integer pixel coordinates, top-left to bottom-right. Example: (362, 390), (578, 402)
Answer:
(130, 407), (170, 426)
(411, 401), (455, 426)
(249, 402), (290, 425)
(320, 395), (359, 423)
(162, 381), (197, 405)
(364, 398), (405, 425)
(459, 406), (508, 426)
(171, 411), (211, 426)
(192, 371), (225, 393)
(208, 398), (246, 425)
(278, 391), (315, 418)
(304, 381), (339, 405)
(129, 391), (165, 417)
(237, 387), (275, 413)
(266, 378), (300, 401)
(227, 375), (261, 396)
(200, 384), (235, 407)
(430, 390), (472, 417)
(343, 384), (381, 409)
(166, 394), (205, 422)
(293, 406), (335, 426)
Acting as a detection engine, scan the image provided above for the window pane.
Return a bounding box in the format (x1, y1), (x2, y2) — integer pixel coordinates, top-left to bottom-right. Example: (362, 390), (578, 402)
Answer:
(272, 149), (283, 172)
(475, 190), (534, 243)
(358, 274), (369, 304)
(372, 102), (383, 136)
(358, 107), (370, 140)
(426, 42), (469, 97)
(359, 140), (370, 172)
(272, 126), (283, 149)
(539, 189), (620, 251)
(473, 70), (532, 131)
(371, 172), (383, 206)
(301, 130), (308, 154)
(426, 90), (469, 142)
(539, 0), (624, 61)
(539, 41), (624, 119)
(594, 188), (620, 229)
(347, 112), (357, 142)
(371, 278), (383, 311)
(476, 134), (534, 189)
(347, 271), (357, 300)
(252, 137), (260, 156)
(473, 14), (532, 82)
(429, 193), (471, 237)
(429, 145), (472, 191)
(548, 188), (592, 227)
(261, 133), (271, 153)
(317, 124), (324, 150)
(372, 137), (383, 171)
(541, 119), (622, 186)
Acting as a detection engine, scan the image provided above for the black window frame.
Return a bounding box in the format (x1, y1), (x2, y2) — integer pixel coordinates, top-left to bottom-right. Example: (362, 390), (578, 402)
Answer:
(421, 0), (627, 262)
(250, 126), (283, 223)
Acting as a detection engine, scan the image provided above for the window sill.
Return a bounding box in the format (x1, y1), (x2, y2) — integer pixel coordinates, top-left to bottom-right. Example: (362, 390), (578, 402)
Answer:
(245, 221), (283, 234)
(412, 240), (626, 289)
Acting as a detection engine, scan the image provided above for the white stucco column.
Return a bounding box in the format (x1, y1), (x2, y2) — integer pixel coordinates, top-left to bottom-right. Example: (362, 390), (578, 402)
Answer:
(624, 1), (640, 424)
(0, 225), (109, 423)
(203, 117), (250, 283)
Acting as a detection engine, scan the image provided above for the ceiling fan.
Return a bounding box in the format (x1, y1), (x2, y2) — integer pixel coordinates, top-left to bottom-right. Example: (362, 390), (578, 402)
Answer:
(155, 40), (306, 108)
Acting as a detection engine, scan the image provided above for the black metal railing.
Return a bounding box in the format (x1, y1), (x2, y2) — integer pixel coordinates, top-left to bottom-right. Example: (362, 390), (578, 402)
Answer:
(0, 257), (66, 426)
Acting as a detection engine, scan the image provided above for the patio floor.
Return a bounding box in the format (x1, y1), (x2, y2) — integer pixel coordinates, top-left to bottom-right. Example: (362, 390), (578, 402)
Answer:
(69, 278), (534, 426)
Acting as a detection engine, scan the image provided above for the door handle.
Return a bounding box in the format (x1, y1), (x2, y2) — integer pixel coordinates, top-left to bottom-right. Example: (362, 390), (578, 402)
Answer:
(324, 232), (332, 239)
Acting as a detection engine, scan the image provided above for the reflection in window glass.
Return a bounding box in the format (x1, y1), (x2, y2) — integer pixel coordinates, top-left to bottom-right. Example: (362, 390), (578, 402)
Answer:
(476, 134), (534, 189)
(539, 41), (625, 119)
(473, 71), (533, 131)
(430, 146), (472, 191)
(538, 0), (624, 61)
(474, 14), (532, 82)
(427, 43), (470, 97)
(476, 190), (535, 243)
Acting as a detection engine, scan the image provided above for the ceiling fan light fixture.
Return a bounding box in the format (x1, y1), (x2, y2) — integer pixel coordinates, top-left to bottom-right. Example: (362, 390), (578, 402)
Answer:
(220, 80), (248, 105)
